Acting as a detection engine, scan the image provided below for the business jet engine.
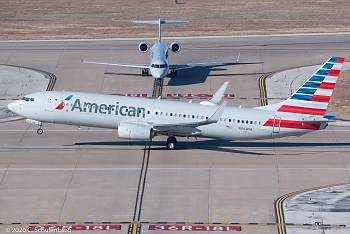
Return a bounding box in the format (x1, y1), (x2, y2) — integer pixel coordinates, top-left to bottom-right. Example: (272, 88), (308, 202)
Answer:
(138, 42), (149, 52)
(118, 122), (153, 140)
(170, 42), (181, 53)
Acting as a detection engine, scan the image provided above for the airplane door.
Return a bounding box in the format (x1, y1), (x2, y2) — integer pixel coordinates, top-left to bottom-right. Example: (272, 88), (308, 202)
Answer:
(272, 117), (281, 133)
(45, 94), (55, 112)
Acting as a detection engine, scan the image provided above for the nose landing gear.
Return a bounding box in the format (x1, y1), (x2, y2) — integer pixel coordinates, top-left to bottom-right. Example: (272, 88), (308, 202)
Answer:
(166, 136), (177, 150)
(37, 123), (43, 135)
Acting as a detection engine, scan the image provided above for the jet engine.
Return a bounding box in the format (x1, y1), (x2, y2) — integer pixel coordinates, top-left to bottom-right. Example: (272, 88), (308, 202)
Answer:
(118, 122), (153, 140)
(170, 42), (181, 53)
(138, 42), (149, 52)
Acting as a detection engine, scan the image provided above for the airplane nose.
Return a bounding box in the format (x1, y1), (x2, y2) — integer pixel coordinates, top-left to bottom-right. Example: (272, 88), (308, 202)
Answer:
(7, 100), (21, 114)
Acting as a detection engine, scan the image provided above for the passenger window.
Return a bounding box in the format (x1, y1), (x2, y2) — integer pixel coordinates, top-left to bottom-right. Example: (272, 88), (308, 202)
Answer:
(250, 121), (253, 124)
(229, 119), (231, 122)
(155, 112), (158, 115)
(165, 112), (168, 116)
(30, 98), (34, 101)
(197, 116), (199, 119)
(179, 114), (181, 117)
(206, 116), (209, 120)
(233, 119), (235, 123)
(254, 121), (257, 125)
(259, 121), (261, 125)
(224, 118), (227, 122)
(246, 120), (248, 124)
(175, 113), (177, 117)
(220, 118), (222, 121)
(192, 115), (195, 119)
(147, 111), (150, 114)
(201, 116), (204, 120)
(184, 115), (186, 118)
(170, 113), (173, 116)
(160, 112), (163, 116)
(238, 120), (240, 123)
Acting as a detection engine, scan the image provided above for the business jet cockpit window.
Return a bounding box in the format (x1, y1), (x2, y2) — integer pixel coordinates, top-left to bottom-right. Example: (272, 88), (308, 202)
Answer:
(151, 64), (167, 68)
(21, 97), (35, 102)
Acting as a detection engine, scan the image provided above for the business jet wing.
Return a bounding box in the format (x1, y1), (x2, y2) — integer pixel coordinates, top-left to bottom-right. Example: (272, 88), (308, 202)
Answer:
(169, 61), (262, 70)
(81, 57), (149, 69)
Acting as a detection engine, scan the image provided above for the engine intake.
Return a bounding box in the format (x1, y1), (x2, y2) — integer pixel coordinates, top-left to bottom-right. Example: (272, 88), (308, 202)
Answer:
(138, 42), (149, 52)
(170, 42), (181, 53)
(118, 122), (153, 140)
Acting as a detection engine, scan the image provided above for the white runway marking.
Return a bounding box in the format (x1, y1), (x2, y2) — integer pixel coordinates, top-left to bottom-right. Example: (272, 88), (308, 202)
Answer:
(0, 168), (349, 171)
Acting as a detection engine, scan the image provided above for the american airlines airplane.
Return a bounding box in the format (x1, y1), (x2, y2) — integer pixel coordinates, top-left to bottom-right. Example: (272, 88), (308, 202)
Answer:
(81, 19), (260, 79)
(8, 57), (344, 150)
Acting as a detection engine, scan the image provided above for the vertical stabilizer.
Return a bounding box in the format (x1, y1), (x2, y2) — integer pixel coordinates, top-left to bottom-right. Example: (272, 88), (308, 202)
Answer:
(256, 57), (345, 117)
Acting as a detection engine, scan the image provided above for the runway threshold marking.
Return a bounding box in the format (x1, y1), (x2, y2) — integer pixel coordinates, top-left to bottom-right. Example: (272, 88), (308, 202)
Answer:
(274, 182), (350, 234)
(258, 65), (311, 106)
(0, 63), (57, 92)
(128, 140), (152, 234)
(0, 221), (345, 229)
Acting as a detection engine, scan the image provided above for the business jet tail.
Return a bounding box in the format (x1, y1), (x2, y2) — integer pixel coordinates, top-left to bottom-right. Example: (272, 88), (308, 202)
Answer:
(132, 19), (188, 43)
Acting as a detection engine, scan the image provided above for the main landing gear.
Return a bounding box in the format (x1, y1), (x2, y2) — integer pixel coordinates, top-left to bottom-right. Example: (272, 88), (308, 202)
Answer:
(169, 69), (177, 77)
(166, 136), (177, 150)
(142, 69), (149, 76)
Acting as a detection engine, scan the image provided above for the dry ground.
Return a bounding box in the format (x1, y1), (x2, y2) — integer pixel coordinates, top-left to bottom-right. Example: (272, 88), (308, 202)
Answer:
(1, 0), (350, 40)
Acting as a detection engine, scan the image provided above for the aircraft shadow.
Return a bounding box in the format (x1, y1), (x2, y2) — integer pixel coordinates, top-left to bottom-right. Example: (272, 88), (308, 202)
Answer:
(166, 67), (210, 86)
(73, 140), (350, 155)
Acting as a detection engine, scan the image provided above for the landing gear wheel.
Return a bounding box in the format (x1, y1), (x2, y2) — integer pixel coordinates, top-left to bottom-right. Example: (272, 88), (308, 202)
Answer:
(174, 70), (177, 77)
(166, 137), (177, 150)
(145, 70), (149, 76)
(142, 70), (145, 76)
(37, 128), (43, 135)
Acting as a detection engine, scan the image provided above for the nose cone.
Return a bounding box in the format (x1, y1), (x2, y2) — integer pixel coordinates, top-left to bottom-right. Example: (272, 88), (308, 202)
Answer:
(7, 100), (22, 114)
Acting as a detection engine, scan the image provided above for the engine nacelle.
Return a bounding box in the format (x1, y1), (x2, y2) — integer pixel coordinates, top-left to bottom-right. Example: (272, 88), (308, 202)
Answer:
(138, 42), (149, 52)
(118, 122), (152, 140)
(170, 42), (181, 53)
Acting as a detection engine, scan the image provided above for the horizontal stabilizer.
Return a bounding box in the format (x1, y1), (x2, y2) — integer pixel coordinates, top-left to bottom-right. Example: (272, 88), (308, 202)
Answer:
(132, 19), (188, 25)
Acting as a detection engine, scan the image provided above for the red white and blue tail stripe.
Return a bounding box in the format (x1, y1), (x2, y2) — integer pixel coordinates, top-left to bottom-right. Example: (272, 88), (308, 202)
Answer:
(276, 57), (344, 117)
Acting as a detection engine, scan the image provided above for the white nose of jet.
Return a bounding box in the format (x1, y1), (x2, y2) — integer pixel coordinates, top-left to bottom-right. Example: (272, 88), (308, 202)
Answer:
(7, 100), (21, 114)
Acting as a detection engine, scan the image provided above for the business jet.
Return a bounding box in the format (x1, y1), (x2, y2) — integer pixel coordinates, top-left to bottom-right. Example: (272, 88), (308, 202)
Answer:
(8, 57), (344, 150)
(81, 19), (260, 79)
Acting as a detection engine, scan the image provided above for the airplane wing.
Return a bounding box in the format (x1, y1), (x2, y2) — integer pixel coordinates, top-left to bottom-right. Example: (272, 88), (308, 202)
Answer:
(152, 101), (227, 134)
(81, 57), (149, 69)
(169, 61), (262, 70)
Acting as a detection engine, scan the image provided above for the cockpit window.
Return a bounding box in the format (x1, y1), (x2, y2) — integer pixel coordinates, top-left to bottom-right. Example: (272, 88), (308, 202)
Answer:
(151, 64), (167, 68)
(21, 97), (34, 102)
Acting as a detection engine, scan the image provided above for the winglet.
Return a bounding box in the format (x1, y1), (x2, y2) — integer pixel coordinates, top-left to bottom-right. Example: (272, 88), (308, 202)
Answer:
(202, 101), (227, 124)
(200, 82), (229, 106)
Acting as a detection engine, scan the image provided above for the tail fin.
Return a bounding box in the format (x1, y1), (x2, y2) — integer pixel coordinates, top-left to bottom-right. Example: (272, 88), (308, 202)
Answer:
(132, 19), (188, 43)
(256, 57), (345, 117)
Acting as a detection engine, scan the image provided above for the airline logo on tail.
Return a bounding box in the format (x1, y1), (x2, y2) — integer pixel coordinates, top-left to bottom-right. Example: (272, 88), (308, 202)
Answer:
(55, 95), (74, 110)
(276, 56), (345, 117)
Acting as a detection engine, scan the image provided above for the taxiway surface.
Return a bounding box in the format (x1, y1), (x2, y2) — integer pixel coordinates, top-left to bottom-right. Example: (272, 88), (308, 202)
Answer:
(0, 34), (350, 234)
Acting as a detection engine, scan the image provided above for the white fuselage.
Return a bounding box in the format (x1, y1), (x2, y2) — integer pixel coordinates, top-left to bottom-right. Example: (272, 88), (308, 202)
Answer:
(8, 91), (325, 141)
(149, 42), (169, 79)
